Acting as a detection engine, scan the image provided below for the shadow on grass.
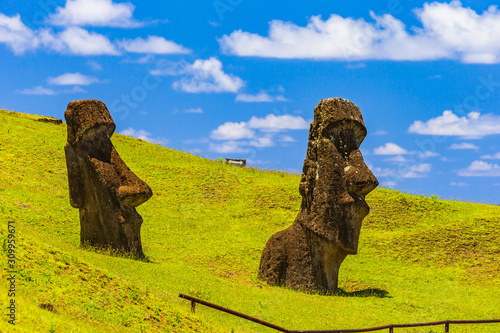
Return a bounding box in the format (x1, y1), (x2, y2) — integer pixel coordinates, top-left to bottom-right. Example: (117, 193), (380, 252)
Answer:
(332, 288), (391, 298)
(80, 242), (155, 263)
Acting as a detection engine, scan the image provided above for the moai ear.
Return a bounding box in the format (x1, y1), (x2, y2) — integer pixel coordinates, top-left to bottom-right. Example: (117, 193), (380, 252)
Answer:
(64, 143), (85, 208)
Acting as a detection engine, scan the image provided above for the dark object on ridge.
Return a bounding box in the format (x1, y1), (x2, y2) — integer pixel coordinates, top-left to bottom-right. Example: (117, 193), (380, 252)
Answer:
(36, 117), (63, 125)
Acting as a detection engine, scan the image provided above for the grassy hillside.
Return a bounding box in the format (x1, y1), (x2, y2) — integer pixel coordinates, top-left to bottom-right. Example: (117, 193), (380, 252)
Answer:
(0, 109), (499, 332)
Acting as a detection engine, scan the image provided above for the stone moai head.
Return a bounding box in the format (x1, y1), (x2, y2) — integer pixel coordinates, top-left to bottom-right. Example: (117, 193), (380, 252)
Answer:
(296, 98), (378, 254)
(258, 97), (378, 292)
(64, 99), (152, 257)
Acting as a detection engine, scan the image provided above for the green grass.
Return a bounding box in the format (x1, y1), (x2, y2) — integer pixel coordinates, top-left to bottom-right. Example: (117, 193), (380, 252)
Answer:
(0, 109), (499, 332)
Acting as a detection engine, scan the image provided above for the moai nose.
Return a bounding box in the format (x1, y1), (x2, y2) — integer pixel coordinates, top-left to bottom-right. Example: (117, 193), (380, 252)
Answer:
(345, 150), (379, 199)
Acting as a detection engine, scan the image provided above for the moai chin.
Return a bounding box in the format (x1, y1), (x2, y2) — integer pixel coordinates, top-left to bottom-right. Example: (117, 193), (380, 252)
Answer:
(258, 98), (378, 291)
(64, 99), (152, 257)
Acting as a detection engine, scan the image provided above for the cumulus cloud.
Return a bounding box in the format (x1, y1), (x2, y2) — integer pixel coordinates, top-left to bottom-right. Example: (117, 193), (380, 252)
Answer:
(211, 122), (255, 140)
(418, 151), (440, 158)
(0, 12), (189, 58)
(118, 36), (191, 54)
(18, 86), (57, 95)
(0, 13), (39, 54)
(381, 181), (398, 187)
(247, 134), (275, 148)
(40, 27), (120, 55)
(247, 114), (309, 131)
(408, 110), (500, 138)
(169, 57), (244, 93)
(371, 163), (431, 179)
(458, 160), (500, 177)
(48, 72), (99, 85)
(120, 127), (168, 145)
(448, 142), (479, 150)
(278, 135), (296, 142)
(48, 0), (142, 28)
(209, 113), (310, 154)
(384, 155), (408, 163)
(411, 163), (431, 173)
(18, 85), (85, 95)
(219, 1), (500, 64)
(235, 92), (288, 102)
(481, 152), (500, 159)
(374, 142), (410, 155)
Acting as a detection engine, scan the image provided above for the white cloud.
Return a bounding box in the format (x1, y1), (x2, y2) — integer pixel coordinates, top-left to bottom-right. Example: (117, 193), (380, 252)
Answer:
(0, 14), (123, 56)
(87, 60), (103, 71)
(481, 152), (500, 159)
(371, 163), (431, 179)
(18, 86), (56, 95)
(458, 160), (500, 177)
(450, 182), (469, 186)
(409, 111), (500, 138)
(48, 72), (99, 86)
(247, 134), (274, 147)
(119, 128), (168, 145)
(235, 92), (288, 102)
(211, 122), (255, 140)
(48, 0), (141, 28)
(385, 155), (408, 163)
(118, 36), (190, 54)
(374, 142), (410, 155)
(171, 58), (244, 93)
(278, 135), (296, 142)
(449, 142), (479, 150)
(372, 166), (395, 178)
(247, 114), (309, 131)
(381, 181), (397, 187)
(18, 85), (86, 95)
(209, 141), (249, 154)
(373, 130), (388, 135)
(209, 113), (309, 153)
(41, 27), (120, 55)
(236, 92), (273, 102)
(218, 1), (500, 64)
(0, 13), (39, 54)
(411, 163), (431, 173)
(418, 151), (440, 158)
(185, 107), (204, 114)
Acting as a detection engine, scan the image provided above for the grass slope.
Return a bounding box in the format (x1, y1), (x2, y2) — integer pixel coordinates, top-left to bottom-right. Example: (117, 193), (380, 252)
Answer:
(0, 109), (499, 332)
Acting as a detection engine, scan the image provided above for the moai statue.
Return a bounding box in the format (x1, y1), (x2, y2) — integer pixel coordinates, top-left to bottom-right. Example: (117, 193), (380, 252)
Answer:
(258, 98), (378, 291)
(64, 99), (152, 257)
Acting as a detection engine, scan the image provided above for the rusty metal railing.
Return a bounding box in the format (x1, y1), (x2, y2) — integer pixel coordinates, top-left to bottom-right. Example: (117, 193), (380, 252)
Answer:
(179, 293), (500, 332)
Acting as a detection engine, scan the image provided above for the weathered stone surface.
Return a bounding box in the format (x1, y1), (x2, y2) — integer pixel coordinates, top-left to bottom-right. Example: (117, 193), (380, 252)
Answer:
(64, 99), (152, 257)
(258, 98), (378, 292)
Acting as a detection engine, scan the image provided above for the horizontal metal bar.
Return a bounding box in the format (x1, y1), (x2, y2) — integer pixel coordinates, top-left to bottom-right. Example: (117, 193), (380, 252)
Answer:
(179, 294), (289, 332)
(179, 293), (500, 333)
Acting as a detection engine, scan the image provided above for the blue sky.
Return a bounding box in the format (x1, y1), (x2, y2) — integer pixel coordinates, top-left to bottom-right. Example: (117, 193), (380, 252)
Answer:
(1, 0), (500, 204)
